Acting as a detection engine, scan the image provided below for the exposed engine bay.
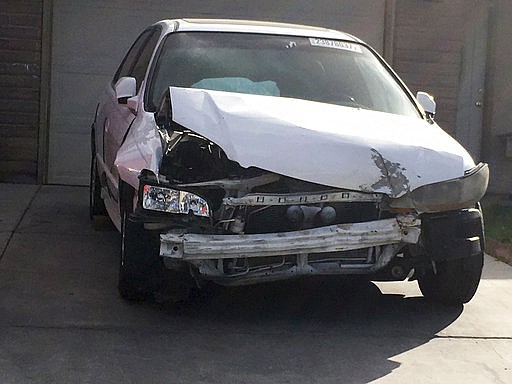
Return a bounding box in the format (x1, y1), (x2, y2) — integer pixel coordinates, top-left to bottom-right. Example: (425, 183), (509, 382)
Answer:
(133, 122), (423, 286)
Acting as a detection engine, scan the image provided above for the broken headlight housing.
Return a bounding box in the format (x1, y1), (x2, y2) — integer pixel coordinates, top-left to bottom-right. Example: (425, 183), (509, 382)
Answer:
(142, 185), (210, 217)
(389, 163), (489, 213)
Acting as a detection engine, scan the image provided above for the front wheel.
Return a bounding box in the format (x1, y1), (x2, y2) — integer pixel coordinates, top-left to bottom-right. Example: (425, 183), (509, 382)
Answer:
(118, 210), (155, 301)
(418, 252), (483, 305)
(118, 199), (192, 303)
(418, 207), (485, 305)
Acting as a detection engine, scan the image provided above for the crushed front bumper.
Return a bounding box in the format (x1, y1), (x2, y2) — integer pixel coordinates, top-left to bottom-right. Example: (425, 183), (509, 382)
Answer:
(160, 215), (420, 260)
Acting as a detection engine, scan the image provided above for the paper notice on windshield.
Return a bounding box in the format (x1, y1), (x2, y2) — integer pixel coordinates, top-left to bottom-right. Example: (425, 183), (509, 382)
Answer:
(309, 38), (362, 53)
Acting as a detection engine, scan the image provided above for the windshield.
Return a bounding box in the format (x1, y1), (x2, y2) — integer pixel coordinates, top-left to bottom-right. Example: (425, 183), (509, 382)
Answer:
(147, 32), (420, 118)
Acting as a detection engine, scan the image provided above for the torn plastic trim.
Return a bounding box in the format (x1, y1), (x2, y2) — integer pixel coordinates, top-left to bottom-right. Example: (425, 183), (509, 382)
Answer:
(160, 214), (420, 260)
(388, 163), (489, 213)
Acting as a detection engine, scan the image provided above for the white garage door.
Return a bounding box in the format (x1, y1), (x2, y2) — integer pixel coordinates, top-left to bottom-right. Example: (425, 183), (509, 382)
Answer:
(47, 0), (386, 185)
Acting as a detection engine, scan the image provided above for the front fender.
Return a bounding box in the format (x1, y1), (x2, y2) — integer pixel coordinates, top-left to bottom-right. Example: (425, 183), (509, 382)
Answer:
(114, 112), (163, 190)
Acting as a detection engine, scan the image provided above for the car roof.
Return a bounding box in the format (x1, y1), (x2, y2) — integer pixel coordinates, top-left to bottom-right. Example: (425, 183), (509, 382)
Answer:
(155, 18), (360, 42)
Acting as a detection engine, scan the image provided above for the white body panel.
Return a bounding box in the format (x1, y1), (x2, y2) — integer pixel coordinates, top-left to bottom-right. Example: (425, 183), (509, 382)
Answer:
(166, 19), (358, 42)
(168, 87), (475, 197)
(114, 111), (162, 189)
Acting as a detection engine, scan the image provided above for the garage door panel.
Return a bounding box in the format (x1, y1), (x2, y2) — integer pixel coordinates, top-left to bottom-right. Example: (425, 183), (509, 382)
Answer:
(48, 132), (90, 185)
(50, 71), (111, 127)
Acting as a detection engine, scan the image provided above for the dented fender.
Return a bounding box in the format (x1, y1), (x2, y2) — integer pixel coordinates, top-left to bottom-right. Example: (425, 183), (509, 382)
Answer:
(114, 112), (163, 190)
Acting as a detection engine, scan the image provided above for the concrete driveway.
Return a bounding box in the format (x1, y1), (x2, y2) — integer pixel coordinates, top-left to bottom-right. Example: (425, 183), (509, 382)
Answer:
(1, 184), (511, 383)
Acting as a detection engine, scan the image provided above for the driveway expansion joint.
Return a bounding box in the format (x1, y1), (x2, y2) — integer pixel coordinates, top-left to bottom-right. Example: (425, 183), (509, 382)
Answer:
(435, 335), (512, 341)
(0, 185), (41, 262)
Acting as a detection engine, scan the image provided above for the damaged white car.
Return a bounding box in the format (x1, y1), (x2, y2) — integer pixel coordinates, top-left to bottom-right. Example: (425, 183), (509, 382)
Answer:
(90, 19), (489, 305)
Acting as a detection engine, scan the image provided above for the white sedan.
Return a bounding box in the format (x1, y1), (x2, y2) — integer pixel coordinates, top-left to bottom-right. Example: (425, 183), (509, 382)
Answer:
(90, 19), (488, 304)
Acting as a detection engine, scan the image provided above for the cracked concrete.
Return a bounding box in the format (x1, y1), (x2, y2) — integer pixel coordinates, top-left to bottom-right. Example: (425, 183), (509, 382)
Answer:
(0, 184), (511, 383)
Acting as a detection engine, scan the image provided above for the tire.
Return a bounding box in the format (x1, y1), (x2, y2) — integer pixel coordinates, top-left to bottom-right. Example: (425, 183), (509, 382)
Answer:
(118, 210), (155, 301)
(418, 208), (485, 305)
(118, 187), (192, 303)
(418, 252), (483, 305)
(89, 147), (106, 219)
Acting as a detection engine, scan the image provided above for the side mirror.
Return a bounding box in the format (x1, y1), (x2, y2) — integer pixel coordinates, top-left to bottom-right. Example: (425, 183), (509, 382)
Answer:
(114, 76), (136, 103)
(416, 91), (436, 119)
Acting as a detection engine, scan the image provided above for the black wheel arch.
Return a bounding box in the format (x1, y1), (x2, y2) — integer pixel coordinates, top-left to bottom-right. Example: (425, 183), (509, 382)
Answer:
(420, 207), (484, 263)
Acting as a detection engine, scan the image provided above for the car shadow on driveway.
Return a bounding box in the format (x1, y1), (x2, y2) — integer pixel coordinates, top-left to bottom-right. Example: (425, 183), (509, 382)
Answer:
(169, 276), (455, 325)
(150, 277), (463, 383)
(1, 230), (464, 383)
(0, 185), (465, 383)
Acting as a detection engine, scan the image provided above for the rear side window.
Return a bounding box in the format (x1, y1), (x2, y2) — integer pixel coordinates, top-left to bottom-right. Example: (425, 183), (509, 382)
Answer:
(113, 27), (161, 92)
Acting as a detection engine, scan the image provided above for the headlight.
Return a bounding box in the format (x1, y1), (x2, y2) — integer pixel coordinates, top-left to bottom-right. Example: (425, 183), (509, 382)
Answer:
(389, 163), (489, 213)
(142, 185), (210, 217)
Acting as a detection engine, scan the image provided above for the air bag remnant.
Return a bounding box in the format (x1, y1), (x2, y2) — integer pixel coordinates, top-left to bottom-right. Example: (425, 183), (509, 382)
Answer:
(192, 77), (280, 96)
(370, 148), (410, 196)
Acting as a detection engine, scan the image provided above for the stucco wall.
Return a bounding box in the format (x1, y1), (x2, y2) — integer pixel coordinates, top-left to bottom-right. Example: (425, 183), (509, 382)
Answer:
(393, 0), (466, 134)
(483, 0), (512, 194)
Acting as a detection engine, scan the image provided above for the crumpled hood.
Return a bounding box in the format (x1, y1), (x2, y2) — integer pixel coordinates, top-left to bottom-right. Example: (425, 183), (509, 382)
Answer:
(169, 87), (475, 198)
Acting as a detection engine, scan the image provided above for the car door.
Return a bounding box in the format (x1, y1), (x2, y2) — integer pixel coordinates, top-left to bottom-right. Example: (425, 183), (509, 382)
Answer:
(96, 27), (161, 201)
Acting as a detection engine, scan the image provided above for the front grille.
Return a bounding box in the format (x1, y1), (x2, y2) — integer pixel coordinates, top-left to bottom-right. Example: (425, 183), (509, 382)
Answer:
(221, 249), (373, 276)
(243, 202), (379, 234)
(244, 206), (288, 234)
(309, 249), (371, 264)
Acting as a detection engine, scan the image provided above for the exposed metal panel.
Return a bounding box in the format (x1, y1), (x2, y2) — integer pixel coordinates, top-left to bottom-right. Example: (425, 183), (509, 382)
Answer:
(46, 0), (386, 185)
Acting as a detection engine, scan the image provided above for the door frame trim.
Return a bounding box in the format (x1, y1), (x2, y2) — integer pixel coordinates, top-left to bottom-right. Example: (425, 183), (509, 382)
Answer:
(37, 0), (53, 184)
